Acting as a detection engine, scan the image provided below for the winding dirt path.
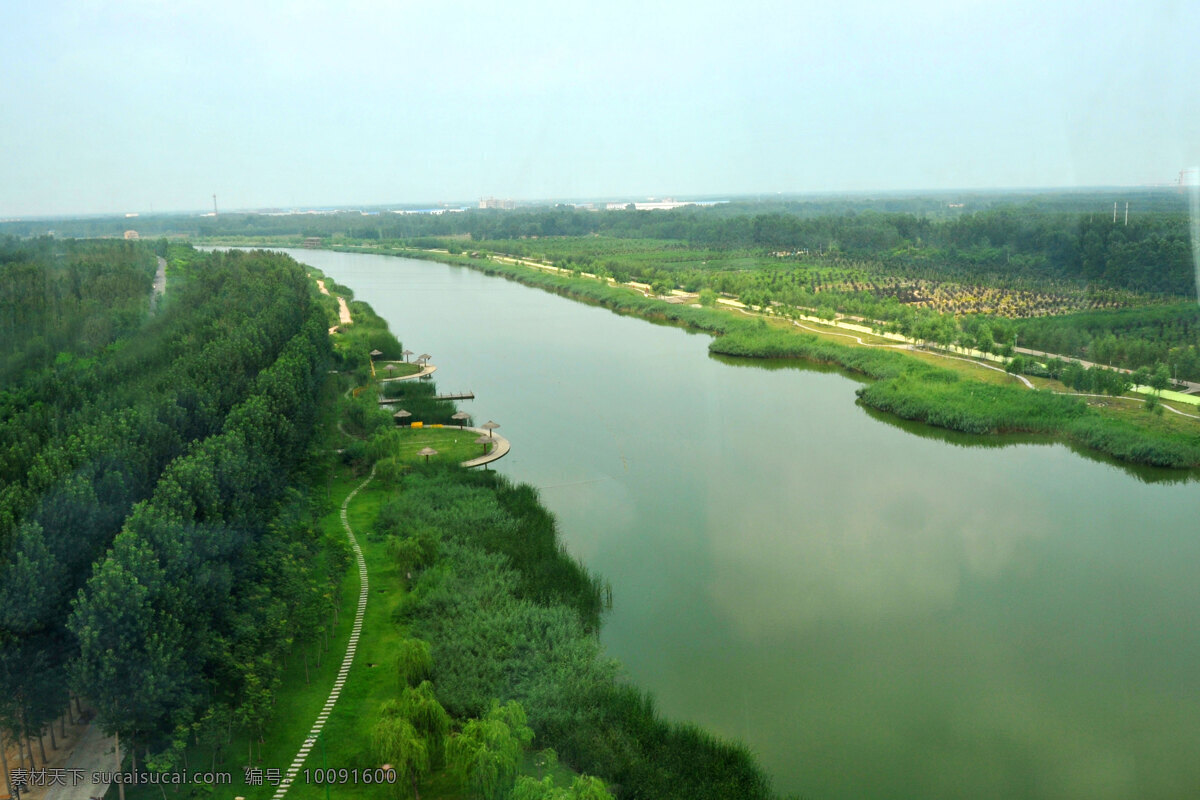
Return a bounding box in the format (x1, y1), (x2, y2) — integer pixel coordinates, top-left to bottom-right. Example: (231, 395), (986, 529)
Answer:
(1063, 393), (1200, 419)
(150, 256), (166, 314)
(791, 320), (911, 349)
(793, 318), (1035, 388)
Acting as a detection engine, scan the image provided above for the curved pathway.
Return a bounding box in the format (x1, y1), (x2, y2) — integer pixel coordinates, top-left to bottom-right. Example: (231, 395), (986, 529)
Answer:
(1060, 392), (1200, 420)
(791, 319), (909, 349)
(379, 363), (437, 381)
(318, 279), (353, 334)
(787, 317), (1035, 388)
(272, 466), (374, 800)
(928, 351), (1035, 388)
(458, 426), (511, 467)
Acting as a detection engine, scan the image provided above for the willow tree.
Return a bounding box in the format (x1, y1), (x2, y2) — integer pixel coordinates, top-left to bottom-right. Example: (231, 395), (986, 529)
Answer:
(445, 701), (533, 800)
(372, 710), (428, 800)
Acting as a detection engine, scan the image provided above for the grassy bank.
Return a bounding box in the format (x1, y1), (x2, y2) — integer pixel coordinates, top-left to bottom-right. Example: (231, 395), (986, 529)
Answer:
(354, 246), (1200, 470)
(376, 465), (776, 800)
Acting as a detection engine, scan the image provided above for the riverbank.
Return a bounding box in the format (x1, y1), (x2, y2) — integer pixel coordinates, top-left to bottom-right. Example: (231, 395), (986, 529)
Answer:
(315, 244), (1200, 470)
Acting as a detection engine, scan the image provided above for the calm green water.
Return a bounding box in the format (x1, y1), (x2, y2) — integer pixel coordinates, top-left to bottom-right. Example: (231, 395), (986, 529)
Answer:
(285, 249), (1200, 799)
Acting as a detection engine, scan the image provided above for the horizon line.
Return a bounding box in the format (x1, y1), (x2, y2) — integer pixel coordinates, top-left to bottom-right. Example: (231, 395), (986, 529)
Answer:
(2, 184), (1188, 223)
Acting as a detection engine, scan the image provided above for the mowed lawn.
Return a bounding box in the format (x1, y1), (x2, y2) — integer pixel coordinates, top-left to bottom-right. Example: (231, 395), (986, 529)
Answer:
(387, 426), (495, 465)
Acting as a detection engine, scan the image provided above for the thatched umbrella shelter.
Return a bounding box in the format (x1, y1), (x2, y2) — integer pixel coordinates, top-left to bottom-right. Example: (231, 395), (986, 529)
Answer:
(385, 363), (396, 374)
(369, 349), (383, 359)
(402, 349), (414, 362)
(452, 411), (470, 429)
(474, 435), (492, 454)
(416, 446), (438, 464)
(393, 409), (412, 425)
(482, 420), (500, 438)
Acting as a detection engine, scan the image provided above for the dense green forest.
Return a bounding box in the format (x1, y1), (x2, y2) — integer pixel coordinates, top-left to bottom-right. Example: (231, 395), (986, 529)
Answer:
(0, 243), (336, 783)
(0, 236), (159, 382)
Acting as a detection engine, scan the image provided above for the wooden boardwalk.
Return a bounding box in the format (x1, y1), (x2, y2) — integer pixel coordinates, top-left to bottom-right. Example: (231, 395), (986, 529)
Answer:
(378, 390), (474, 405)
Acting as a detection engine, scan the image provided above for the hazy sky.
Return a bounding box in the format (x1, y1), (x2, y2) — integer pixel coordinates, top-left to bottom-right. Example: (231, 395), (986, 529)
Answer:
(2, 0), (1198, 217)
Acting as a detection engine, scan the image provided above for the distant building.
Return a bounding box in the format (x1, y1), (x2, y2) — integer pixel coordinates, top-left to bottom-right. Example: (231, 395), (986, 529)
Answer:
(303, 237), (322, 248)
(123, 230), (139, 240)
(604, 199), (716, 211)
(479, 196), (516, 210)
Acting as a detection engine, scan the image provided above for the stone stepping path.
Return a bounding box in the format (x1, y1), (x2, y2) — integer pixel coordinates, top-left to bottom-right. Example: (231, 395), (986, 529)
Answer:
(271, 467), (374, 799)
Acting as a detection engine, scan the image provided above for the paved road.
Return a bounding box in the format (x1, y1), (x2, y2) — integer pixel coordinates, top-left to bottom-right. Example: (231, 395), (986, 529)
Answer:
(149, 256), (166, 315)
(1013, 345), (1200, 394)
(42, 724), (119, 800)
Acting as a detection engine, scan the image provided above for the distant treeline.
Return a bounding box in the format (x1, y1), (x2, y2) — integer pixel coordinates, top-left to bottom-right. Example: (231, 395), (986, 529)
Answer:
(271, 204), (1193, 297)
(0, 245), (337, 777)
(5, 188), (1195, 297)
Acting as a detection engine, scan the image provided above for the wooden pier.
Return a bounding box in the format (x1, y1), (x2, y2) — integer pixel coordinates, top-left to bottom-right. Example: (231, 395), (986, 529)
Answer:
(379, 390), (474, 405)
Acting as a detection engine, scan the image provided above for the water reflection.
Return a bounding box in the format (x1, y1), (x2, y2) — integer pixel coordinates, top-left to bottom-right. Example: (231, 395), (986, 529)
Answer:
(713, 349), (1200, 484)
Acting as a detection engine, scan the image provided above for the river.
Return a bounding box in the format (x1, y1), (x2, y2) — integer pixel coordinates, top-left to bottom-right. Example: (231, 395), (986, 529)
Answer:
(276, 248), (1199, 799)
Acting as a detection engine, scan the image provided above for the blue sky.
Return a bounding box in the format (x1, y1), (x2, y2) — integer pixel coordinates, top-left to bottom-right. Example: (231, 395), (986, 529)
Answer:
(2, 0), (1197, 216)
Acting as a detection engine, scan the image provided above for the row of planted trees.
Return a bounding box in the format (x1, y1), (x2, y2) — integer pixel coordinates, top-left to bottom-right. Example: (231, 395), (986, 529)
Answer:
(0, 245), (340, 795)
